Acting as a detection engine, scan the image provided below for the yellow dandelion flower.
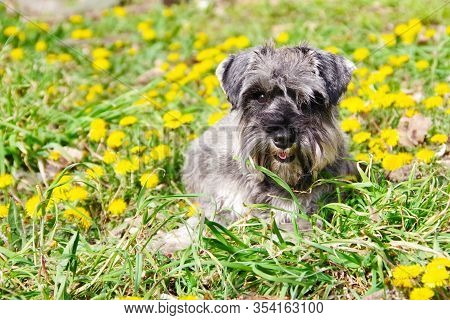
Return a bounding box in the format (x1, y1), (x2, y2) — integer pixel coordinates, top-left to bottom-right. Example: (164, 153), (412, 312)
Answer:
(137, 21), (152, 32)
(352, 48), (370, 62)
(430, 134), (448, 144)
(324, 46), (340, 54)
(366, 71), (387, 84)
(10, 48), (24, 61)
(409, 287), (434, 300)
(0, 173), (14, 189)
(130, 156), (140, 172)
(206, 96), (220, 107)
(119, 116), (138, 126)
(423, 96), (443, 109)
(127, 47), (138, 56)
(382, 154), (404, 171)
(118, 296), (143, 300)
(167, 52), (180, 62)
(164, 90), (179, 102)
(188, 133), (198, 141)
(71, 28), (93, 40)
(378, 65), (394, 76)
(428, 257), (450, 269)
(3, 26), (20, 37)
(89, 118), (107, 142)
(168, 42), (181, 51)
(67, 186), (89, 202)
(165, 63), (188, 82)
(92, 47), (111, 59)
(394, 23), (408, 36)
(142, 154), (151, 164)
(185, 202), (199, 218)
(353, 67), (369, 78)
(352, 131), (371, 144)
(92, 58), (111, 71)
(48, 150), (61, 161)
(140, 172), (159, 189)
(107, 131), (126, 148)
(208, 111), (226, 126)
(69, 15), (84, 24)
(424, 28), (436, 38)
(416, 148), (434, 164)
(51, 175), (73, 202)
(415, 60), (429, 71)
(434, 82), (449, 96)
(140, 28), (156, 41)
(85, 165), (104, 179)
(366, 33), (378, 43)
(150, 144), (170, 161)
(103, 149), (117, 164)
(162, 8), (174, 17)
(178, 295), (199, 300)
(275, 31), (289, 44)
(340, 96), (367, 113)
(398, 152), (413, 165)
(114, 40), (124, 48)
(393, 92), (415, 108)
(35, 40), (47, 52)
(392, 264), (424, 288)
(381, 33), (396, 47)
(405, 108), (418, 118)
(108, 198), (127, 216)
(234, 35), (250, 49)
(58, 53), (72, 63)
(162, 110), (193, 129)
(63, 207), (92, 229)
(145, 129), (160, 140)
(113, 159), (134, 175)
(399, 18), (422, 44)
(130, 146), (146, 154)
(380, 129), (399, 147)
(421, 268), (449, 288)
(355, 153), (370, 163)
(113, 6), (127, 17)
(388, 54), (409, 67)
(0, 204), (9, 218)
(340, 118), (361, 132)
(25, 195), (42, 218)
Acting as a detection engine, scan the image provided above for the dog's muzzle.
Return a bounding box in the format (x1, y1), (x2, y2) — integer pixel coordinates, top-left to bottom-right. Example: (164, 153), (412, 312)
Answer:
(271, 128), (296, 162)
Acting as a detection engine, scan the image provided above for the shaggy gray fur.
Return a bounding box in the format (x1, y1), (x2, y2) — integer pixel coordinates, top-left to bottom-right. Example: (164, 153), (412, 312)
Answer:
(151, 43), (357, 254)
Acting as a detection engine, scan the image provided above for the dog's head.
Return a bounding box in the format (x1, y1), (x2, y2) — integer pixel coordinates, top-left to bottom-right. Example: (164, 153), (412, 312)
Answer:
(216, 43), (355, 186)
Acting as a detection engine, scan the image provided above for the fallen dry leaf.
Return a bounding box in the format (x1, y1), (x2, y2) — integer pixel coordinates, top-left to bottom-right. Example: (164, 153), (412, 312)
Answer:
(136, 67), (165, 85)
(386, 164), (417, 182)
(43, 146), (84, 183)
(397, 114), (432, 147)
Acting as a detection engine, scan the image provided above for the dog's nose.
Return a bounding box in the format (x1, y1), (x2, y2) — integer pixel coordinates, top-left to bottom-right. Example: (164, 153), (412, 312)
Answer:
(273, 130), (295, 149)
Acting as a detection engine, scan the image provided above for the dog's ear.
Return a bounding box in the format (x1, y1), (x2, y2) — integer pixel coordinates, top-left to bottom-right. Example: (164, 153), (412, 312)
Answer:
(216, 52), (252, 109)
(216, 54), (240, 108)
(216, 55), (235, 96)
(315, 51), (355, 106)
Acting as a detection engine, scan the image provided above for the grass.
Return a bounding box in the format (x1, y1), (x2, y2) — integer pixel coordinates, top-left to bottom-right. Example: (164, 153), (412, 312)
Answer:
(0, 0), (449, 299)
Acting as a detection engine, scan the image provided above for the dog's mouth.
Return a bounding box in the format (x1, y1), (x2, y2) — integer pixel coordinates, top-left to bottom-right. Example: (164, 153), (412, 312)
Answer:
(269, 141), (297, 163)
(275, 149), (296, 163)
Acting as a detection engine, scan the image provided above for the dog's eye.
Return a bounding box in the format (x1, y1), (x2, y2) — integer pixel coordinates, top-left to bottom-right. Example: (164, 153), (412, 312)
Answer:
(287, 88), (297, 101)
(255, 93), (268, 104)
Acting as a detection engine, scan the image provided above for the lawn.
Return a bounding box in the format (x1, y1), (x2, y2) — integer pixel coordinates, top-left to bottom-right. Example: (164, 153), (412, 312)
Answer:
(0, 0), (449, 300)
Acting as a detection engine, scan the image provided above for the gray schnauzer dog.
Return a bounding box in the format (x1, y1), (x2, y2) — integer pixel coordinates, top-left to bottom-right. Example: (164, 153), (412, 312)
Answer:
(152, 43), (357, 254)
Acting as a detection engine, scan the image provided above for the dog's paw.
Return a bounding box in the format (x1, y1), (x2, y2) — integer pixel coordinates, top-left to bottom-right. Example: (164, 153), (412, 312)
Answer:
(148, 228), (195, 255)
(277, 218), (313, 233)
